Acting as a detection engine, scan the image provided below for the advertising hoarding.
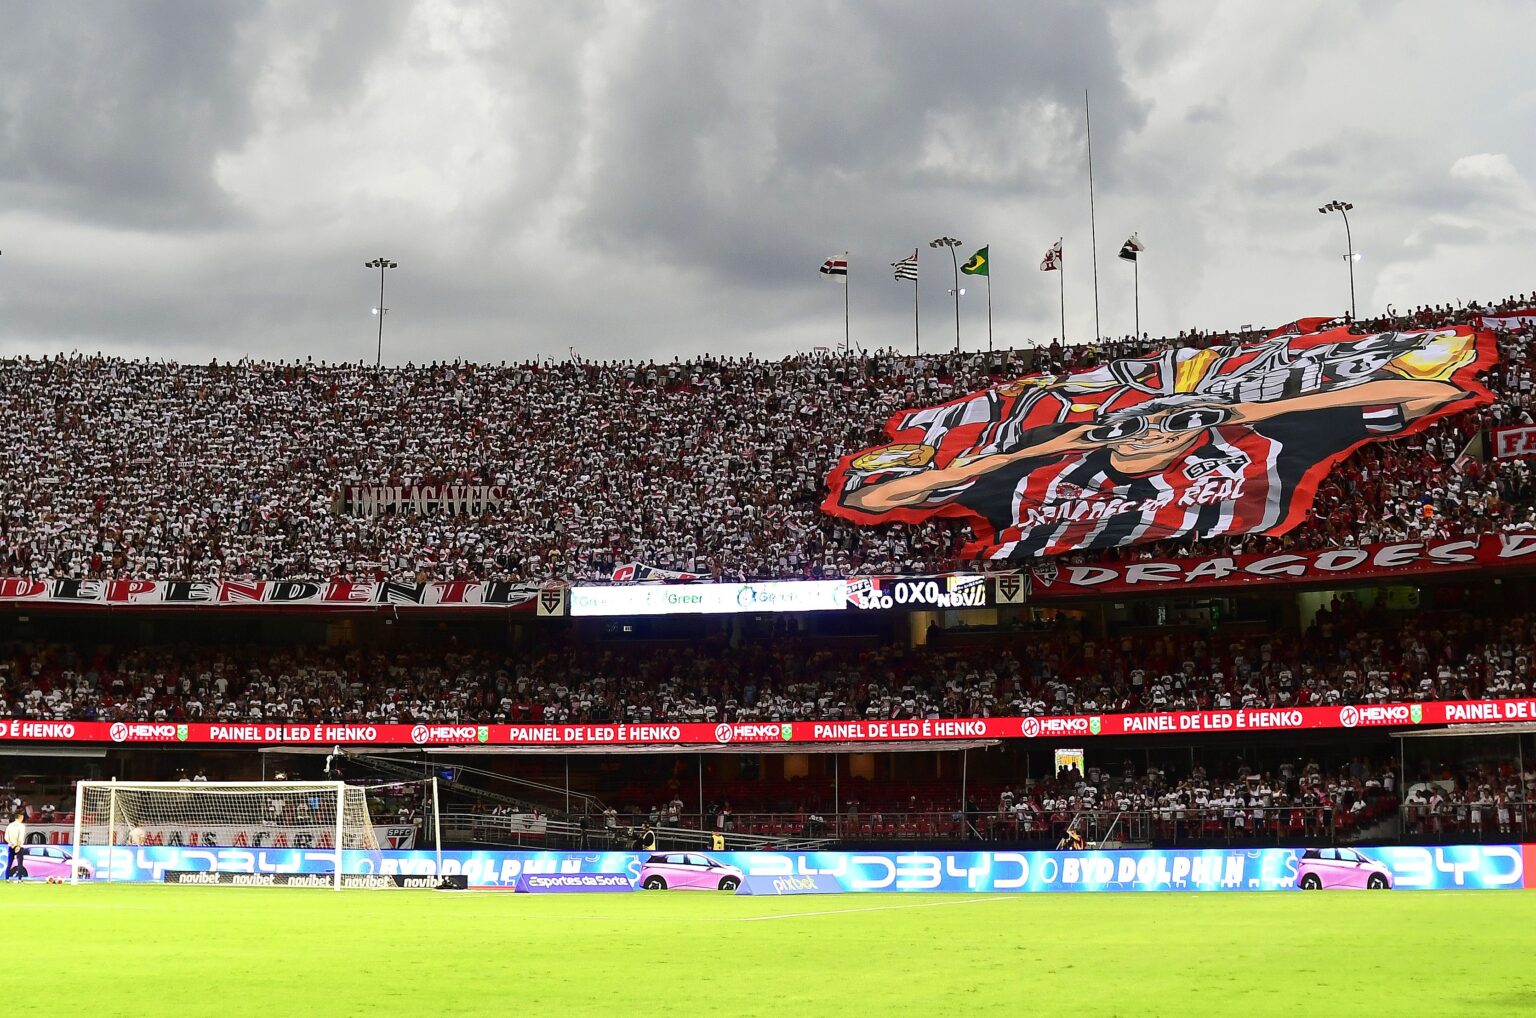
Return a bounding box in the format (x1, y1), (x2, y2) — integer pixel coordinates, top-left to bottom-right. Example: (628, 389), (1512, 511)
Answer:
(70, 845), (1534, 893)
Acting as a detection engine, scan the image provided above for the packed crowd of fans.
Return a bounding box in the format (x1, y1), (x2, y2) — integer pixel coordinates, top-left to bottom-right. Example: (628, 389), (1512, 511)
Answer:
(1, 292), (1533, 583)
(599, 755), (1471, 845)
(2, 597), (1533, 725)
(1401, 757), (1534, 837)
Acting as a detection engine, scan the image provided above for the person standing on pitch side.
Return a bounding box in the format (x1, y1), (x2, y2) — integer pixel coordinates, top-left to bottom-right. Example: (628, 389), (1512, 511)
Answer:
(4, 811), (26, 880)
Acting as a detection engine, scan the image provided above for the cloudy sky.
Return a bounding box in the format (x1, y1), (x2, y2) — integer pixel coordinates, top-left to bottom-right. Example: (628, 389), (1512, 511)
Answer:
(2, 0), (1533, 364)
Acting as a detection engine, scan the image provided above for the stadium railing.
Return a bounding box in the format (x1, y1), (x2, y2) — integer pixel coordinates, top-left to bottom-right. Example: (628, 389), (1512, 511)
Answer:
(441, 812), (831, 851)
(1398, 802), (1531, 843)
(679, 806), (1372, 847)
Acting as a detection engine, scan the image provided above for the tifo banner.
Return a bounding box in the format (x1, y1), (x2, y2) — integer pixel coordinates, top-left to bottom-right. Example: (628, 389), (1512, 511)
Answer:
(0, 577), (551, 611)
(23, 822), (417, 850)
(5, 699), (1536, 747)
(70, 845), (1534, 892)
(824, 323), (1495, 559)
(1479, 310), (1536, 332)
(1026, 532), (1536, 598)
(1492, 425), (1536, 460)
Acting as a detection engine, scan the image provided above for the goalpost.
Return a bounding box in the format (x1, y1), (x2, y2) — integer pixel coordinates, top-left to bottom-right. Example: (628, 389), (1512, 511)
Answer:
(71, 779), (440, 889)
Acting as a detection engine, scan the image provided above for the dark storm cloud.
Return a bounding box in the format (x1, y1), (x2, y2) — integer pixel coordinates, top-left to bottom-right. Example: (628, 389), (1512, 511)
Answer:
(0, 1), (264, 227)
(0, 1), (1531, 363)
(575, 2), (1141, 281)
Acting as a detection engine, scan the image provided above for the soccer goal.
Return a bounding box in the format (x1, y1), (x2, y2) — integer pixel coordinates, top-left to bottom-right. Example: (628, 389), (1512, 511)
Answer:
(71, 779), (441, 889)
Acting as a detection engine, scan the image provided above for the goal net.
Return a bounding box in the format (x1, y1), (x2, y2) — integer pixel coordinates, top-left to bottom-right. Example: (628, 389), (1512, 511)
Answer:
(72, 781), (385, 888)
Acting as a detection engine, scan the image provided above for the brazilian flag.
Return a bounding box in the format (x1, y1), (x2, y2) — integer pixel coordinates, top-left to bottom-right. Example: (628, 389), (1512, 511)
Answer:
(961, 246), (989, 276)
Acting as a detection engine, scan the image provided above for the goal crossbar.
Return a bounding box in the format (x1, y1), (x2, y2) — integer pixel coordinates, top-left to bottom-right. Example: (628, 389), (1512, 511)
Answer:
(72, 780), (372, 890)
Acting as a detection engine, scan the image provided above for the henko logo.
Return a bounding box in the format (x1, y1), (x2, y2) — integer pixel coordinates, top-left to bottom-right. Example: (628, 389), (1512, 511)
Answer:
(1020, 717), (1041, 738)
(1347, 705), (1413, 726)
(409, 725), (478, 744)
(107, 722), (178, 743)
(714, 723), (734, 744)
(1339, 706), (1359, 728)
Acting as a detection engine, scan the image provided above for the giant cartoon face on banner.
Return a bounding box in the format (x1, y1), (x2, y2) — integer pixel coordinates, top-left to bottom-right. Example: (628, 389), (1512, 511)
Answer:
(823, 323), (1496, 559)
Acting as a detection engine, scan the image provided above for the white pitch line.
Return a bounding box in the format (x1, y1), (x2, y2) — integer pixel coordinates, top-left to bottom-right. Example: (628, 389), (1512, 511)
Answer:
(738, 895), (1013, 921)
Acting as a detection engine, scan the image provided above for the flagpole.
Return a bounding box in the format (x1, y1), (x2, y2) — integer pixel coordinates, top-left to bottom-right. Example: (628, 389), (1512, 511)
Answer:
(913, 249), (921, 355)
(1133, 256), (1139, 339)
(1086, 89), (1101, 342)
(1059, 240), (1066, 344)
(986, 271), (993, 353)
(843, 251), (850, 353)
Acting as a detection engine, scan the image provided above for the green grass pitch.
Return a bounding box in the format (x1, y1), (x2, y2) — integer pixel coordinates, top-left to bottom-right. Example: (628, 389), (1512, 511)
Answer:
(5, 884), (1534, 1016)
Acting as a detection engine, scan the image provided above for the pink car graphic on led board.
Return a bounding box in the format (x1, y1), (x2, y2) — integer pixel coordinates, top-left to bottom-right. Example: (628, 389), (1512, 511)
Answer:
(11, 845), (94, 881)
(1296, 847), (1393, 890)
(639, 853), (743, 891)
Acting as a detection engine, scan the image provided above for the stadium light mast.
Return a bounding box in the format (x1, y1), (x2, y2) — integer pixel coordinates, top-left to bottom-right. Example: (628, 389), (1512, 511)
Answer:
(365, 257), (398, 366)
(1318, 201), (1357, 320)
(930, 237), (963, 351)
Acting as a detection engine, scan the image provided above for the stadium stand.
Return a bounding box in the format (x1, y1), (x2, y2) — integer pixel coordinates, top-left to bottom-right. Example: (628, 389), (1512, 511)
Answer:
(1, 596), (1534, 724)
(0, 294), (1532, 583)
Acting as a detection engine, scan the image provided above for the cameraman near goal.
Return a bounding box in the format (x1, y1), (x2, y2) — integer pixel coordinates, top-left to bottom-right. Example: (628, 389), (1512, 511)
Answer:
(4, 810), (25, 880)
